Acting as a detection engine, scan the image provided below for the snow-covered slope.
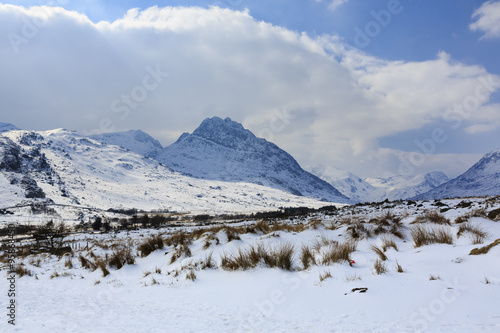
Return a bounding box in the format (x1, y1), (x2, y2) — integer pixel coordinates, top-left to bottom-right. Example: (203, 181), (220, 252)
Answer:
(155, 117), (350, 203)
(89, 129), (163, 158)
(0, 122), (19, 133)
(309, 165), (449, 202)
(0, 129), (340, 214)
(414, 149), (500, 199)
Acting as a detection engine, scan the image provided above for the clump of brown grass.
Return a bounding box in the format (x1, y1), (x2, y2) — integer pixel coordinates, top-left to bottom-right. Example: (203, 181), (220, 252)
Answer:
(186, 270), (196, 281)
(319, 271), (332, 282)
(79, 255), (96, 270)
(346, 221), (372, 240)
(321, 240), (357, 266)
(429, 274), (441, 281)
(370, 244), (387, 261)
(201, 252), (217, 270)
(108, 246), (135, 269)
(470, 238), (500, 255)
(13, 264), (32, 278)
(64, 256), (73, 269)
(457, 222), (488, 244)
(137, 234), (164, 257)
(381, 236), (398, 252)
(165, 230), (193, 248)
(373, 259), (387, 275)
(220, 242), (295, 271)
(395, 260), (405, 273)
(263, 242), (295, 270)
(224, 227), (241, 243)
(410, 225), (454, 247)
(300, 245), (316, 270)
(169, 244), (192, 264)
(412, 211), (450, 225)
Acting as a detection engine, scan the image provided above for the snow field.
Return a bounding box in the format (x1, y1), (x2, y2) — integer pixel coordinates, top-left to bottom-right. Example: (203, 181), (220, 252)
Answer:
(1, 197), (500, 332)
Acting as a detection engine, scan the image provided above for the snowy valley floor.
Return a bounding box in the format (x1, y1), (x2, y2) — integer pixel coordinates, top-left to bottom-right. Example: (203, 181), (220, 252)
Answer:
(2, 197), (500, 332)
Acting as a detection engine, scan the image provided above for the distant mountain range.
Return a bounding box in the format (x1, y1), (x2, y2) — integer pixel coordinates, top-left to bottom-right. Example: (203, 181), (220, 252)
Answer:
(413, 149), (500, 200)
(307, 165), (450, 203)
(1, 118), (499, 213)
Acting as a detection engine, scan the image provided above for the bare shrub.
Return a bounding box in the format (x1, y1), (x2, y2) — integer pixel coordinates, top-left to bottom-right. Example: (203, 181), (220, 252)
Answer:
(429, 274), (441, 281)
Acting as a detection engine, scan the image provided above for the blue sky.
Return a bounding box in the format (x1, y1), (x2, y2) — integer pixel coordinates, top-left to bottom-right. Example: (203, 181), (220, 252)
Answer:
(1, 0), (499, 178)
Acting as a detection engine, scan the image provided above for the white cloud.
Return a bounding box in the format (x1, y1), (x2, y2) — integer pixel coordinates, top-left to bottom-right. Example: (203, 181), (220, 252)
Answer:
(327, 0), (350, 11)
(1, 4), (499, 178)
(470, 0), (500, 38)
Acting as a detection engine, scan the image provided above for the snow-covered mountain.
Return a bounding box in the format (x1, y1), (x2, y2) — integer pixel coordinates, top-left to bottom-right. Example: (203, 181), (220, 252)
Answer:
(308, 165), (449, 202)
(0, 128), (344, 214)
(365, 171), (449, 201)
(154, 117), (350, 203)
(307, 165), (385, 203)
(0, 122), (19, 133)
(414, 149), (500, 200)
(89, 130), (163, 158)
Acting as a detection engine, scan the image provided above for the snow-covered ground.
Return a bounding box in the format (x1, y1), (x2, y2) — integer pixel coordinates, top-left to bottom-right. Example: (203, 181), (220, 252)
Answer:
(1, 197), (500, 332)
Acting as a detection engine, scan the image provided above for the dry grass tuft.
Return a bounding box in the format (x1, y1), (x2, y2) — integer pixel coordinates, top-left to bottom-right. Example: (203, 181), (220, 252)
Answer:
(370, 244), (387, 261)
(411, 225), (454, 247)
(412, 211), (450, 225)
(373, 259), (387, 275)
(429, 274), (441, 281)
(321, 240), (357, 266)
(469, 238), (500, 255)
(319, 271), (332, 282)
(457, 223), (488, 245)
(13, 264), (32, 277)
(221, 242), (295, 271)
(201, 252), (217, 270)
(137, 235), (164, 257)
(395, 261), (405, 273)
(300, 245), (316, 270)
(108, 246), (135, 269)
(186, 270), (196, 281)
(381, 236), (398, 252)
(64, 256), (73, 269)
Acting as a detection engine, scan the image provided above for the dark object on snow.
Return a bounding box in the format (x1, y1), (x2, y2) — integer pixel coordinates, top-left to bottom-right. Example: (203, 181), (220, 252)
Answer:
(351, 287), (368, 293)
(345, 287), (368, 295)
(487, 208), (500, 221)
